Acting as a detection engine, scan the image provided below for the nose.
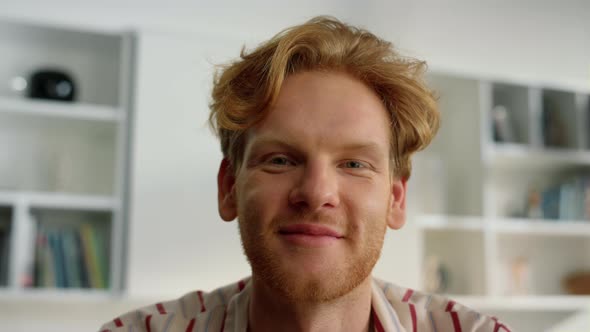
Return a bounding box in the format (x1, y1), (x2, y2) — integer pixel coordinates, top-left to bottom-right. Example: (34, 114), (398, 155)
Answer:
(288, 160), (340, 211)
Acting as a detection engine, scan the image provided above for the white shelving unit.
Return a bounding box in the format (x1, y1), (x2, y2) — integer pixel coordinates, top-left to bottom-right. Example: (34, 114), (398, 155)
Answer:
(0, 97), (123, 122)
(415, 72), (590, 315)
(0, 19), (135, 298)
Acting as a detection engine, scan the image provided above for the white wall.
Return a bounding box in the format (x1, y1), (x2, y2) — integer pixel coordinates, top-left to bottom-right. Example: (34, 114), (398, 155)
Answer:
(360, 0), (590, 90)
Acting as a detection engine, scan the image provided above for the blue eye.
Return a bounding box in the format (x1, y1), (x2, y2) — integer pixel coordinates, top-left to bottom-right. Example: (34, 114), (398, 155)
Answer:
(344, 161), (364, 168)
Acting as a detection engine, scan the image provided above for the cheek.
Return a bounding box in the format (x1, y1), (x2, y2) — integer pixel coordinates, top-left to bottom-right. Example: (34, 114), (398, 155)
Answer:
(344, 177), (391, 211)
(236, 173), (291, 221)
(341, 180), (390, 233)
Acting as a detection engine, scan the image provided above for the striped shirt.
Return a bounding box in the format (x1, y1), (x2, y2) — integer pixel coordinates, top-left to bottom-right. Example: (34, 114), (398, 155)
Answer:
(99, 277), (510, 332)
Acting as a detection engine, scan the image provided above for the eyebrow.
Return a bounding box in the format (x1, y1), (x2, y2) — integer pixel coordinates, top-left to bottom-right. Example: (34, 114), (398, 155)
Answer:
(247, 136), (385, 155)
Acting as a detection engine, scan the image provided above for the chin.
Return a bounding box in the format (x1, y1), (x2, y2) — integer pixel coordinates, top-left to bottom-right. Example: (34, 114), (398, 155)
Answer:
(253, 253), (373, 303)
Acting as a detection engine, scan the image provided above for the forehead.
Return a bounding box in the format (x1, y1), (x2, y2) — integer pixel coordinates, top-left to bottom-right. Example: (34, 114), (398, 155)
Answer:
(246, 71), (392, 151)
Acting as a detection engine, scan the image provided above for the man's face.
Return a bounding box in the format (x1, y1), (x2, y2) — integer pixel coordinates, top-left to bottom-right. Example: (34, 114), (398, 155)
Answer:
(218, 70), (407, 302)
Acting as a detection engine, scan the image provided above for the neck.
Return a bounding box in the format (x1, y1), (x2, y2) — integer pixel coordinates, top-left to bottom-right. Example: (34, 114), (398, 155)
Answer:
(248, 275), (373, 332)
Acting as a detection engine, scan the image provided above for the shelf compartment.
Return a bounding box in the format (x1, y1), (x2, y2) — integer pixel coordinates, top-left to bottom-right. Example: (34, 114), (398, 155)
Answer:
(0, 112), (117, 194)
(490, 83), (531, 145)
(29, 208), (112, 290)
(496, 234), (590, 296)
(541, 89), (580, 149)
(489, 166), (590, 220)
(422, 229), (486, 296)
(0, 20), (125, 107)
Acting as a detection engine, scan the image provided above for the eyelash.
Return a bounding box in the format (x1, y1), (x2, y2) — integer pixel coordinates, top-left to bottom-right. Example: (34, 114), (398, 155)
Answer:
(264, 155), (369, 169)
(267, 156), (295, 166)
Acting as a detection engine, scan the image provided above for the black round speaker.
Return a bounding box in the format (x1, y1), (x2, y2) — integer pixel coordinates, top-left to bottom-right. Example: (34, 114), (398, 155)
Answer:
(28, 69), (76, 102)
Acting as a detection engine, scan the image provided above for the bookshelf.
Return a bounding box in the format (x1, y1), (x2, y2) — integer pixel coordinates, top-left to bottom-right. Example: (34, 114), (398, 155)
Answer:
(0, 19), (134, 297)
(414, 72), (590, 313)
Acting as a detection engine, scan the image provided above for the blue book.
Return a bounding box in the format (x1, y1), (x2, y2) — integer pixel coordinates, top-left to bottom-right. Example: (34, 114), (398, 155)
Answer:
(542, 186), (560, 220)
(62, 229), (81, 288)
(73, 229), (90, 288)
(47, 230), (66, 288)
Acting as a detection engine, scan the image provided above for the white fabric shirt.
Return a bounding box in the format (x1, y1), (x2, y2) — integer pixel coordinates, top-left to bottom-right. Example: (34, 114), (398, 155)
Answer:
(99, 277), (511, 332)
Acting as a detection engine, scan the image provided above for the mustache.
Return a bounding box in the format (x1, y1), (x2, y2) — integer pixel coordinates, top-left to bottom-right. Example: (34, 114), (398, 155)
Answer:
(275, 210), (343, 228)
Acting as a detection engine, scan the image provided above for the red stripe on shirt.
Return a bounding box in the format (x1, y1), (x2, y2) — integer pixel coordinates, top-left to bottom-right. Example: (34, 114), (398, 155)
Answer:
(197, 291), (206, 312)
(445, 300), (456, 312)
(114, 318), (123, 327)
(145, 314), (153, 332)
(156, 303), (166, 314)
(185, 318), (196, 332)
(238, 280), (245, 292)
(450, 311), (463, 332)
(101, 330), (112, 332)
(402, 289), (414, 302)
(494, 321), (511, 332)
(409, 303), (417, 332)
(372, 307), (385, 332)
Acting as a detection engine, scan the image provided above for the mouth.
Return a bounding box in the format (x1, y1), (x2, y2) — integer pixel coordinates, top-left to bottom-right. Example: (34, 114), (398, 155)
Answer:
(278, 224), (343, 247)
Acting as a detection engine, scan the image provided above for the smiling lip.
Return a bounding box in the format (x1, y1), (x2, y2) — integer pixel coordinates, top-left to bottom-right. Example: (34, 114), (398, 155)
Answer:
(278, 224), (343, 247)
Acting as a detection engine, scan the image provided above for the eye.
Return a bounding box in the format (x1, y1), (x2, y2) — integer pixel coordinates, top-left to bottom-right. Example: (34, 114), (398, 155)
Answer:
(343, 160), (365, 169)
(267, 155), (295, 166)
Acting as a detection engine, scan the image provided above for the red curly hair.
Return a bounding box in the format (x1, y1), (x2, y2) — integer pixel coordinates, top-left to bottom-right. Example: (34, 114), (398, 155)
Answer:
(209, 16), (439, 179)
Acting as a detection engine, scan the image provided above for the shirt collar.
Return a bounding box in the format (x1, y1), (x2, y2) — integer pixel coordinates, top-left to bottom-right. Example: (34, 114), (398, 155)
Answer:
(223, 277), (404, 332)
(371, 278), (406, 332)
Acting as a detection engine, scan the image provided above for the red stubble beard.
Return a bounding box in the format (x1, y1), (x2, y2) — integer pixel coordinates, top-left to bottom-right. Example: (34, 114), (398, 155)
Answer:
(237, 207), (387, 304)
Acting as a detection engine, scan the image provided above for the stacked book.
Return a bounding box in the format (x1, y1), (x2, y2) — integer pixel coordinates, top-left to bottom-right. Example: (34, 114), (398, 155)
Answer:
(33, 222), (109, 289)
(0, 218), (9, 286)
(540, 176), (590, 221)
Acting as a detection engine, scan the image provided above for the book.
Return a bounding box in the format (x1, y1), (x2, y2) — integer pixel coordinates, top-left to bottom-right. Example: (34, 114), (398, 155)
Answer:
(73, 230), (90, 288)
(93, 225), (110, 289)
(62, 228), (81, 288)
(0, 226), (9, 286)
(79, 223), (102, 289)
(47, 230), (67, 288)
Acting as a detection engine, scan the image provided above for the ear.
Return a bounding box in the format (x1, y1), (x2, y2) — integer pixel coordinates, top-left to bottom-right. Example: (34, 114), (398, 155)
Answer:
(217, 158), (238, 222)
(386, 177), (407, 230)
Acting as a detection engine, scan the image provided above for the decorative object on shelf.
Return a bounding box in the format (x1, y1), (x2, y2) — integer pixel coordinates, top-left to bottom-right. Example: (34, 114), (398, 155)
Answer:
(526, 187), (544, 219)
(492, 105), (516, 143)
(563, 271), (590, 295)
(27, 69), (76, 102)
(8, 76), (28, 97)
(423, 255), (449, 293)
(506, 256), (531, 295)
(542, 97), (567, 148)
